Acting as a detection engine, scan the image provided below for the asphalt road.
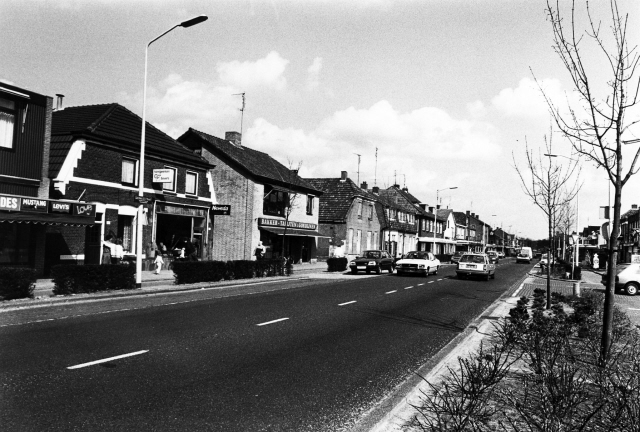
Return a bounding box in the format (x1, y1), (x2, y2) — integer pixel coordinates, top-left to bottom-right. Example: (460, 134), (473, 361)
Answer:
(0, 260), (529, 431)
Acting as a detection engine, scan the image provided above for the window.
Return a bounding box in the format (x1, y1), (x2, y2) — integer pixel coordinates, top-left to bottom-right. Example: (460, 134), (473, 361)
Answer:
(186, 171), (198, 195)
(0, 97), (16, 149)
(163, 166), (178, 192)
(263, 186), (288, 217)
(121, 158), (138, 186)
(369, 204), (373, 220)
(357, 200), (363, 219)
(347, 228), (354, 253)
(366, 231), (372, 249)
(306, 195), (314, 215)
(356, 230), (362, 253)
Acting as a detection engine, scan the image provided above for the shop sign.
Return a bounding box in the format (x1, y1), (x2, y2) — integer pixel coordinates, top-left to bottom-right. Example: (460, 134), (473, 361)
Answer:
(0, 195), (21, 211)
(21, 198), (48, 212)
(156, 203), (207, 218)
(211, 204), (231, 215)
(152, 169), (174, 183)
(258, 217), (317, 230)
(73, 203), (96, 217)
(50, 202), (72, 214)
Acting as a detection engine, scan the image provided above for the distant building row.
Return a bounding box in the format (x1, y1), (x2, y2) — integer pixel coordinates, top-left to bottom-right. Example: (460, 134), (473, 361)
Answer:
(0, 83), (517, 275)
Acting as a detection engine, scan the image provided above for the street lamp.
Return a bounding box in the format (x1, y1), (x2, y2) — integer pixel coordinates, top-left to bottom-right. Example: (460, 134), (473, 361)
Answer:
(135, 15), (208, 288)
(433, 186), (457, 254)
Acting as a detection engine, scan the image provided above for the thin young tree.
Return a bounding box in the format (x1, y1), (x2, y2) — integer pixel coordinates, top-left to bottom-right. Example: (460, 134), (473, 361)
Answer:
(540, 0), (640, 363)
(513, 134), (581, 309)
(280, 159), (303, 261)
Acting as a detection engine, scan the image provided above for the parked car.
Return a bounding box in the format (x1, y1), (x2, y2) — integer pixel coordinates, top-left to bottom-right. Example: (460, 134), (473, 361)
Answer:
(451, 251), (465, 263)
(539, 253), (555, 267)
(395, 251), (441, 277)
(456, 253), (496, 280)
(601, 263), (639, 295)
(486, 251), (499, 264)
(349, 250), (395, 274)
(497, 251), (505, 259)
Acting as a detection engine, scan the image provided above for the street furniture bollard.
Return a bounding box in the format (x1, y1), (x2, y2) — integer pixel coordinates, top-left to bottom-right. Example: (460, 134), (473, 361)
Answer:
(573, 281), (581, 297)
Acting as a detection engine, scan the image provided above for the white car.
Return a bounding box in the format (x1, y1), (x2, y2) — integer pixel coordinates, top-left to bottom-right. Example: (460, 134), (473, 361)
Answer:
(395, 251), (441, 276)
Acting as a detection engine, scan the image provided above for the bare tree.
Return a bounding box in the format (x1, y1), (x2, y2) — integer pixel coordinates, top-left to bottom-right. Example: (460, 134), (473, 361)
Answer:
(556, 199), (577, 260)
(513, 134), (581, 309)
(280, 159), (303, 260)
(540, 0), (640, 363)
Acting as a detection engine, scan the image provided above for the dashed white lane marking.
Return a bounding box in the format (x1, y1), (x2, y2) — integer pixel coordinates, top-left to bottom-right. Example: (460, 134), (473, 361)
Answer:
(385, 290), (397, 294)
(437, 279), (443, 281)
(428, 281), (435, 284)
(338, 301), (357, 306)
(628, 308), (640, 311)
(404, 286), (414, 290)
(417, 283), (425, 286)
(256, 317), (289, 326)
(67, 350), (148, 370)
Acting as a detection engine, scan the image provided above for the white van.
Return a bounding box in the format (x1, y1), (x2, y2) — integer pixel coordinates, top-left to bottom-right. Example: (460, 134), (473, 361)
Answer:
(516, 247), (533, 264)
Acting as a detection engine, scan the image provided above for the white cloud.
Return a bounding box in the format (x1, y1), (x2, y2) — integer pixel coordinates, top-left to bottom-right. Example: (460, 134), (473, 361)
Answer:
(216, 51), (289, 91)
(306, 57), (323, 91)
(491, 77), (563, 118)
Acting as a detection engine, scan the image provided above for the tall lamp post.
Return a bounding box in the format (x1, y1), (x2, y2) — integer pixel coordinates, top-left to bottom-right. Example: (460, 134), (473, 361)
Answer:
(135, 15), (208, 288)
(433, 186), (457, 254)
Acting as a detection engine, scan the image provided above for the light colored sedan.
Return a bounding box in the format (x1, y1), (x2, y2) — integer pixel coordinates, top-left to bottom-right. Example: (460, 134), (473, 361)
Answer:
(456, 253), (496, 280)
(395, 251), (441, 276)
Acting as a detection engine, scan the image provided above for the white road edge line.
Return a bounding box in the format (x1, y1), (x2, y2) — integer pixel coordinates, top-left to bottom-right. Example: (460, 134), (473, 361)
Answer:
(339, 301), (357, 306)
(385, 290), (397, 294)
(628, 307), (640, 311)
(256, 317), (290, 326)
(512, 280), (527, 297)
(67, 350), (149, 370)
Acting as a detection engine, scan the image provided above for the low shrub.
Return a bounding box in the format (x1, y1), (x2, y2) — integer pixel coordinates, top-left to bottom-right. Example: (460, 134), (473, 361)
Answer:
(0, 267), (37, 300)
(51, 264), (136, 295)
(172, 258), (291, 285)
(327, 257), (348, 272)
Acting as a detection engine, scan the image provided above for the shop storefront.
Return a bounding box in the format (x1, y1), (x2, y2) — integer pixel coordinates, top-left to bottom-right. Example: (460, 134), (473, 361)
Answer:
(0, 194), (96, 274)
(258, 218), (328, 263)
(153, 201), (210, 259)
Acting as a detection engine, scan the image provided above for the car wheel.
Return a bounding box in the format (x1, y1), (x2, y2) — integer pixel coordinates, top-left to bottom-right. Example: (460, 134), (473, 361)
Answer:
(389, 264), (395, 273)
(625, 282), (639, 296)
(433, 266), (439, 275)
(375, 266), (382, 275)
(425, 267), (430, 277)
(491, 272), (496, 279)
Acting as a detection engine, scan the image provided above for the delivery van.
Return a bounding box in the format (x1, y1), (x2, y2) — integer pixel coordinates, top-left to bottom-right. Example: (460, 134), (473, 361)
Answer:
(516, 247), (533, 264)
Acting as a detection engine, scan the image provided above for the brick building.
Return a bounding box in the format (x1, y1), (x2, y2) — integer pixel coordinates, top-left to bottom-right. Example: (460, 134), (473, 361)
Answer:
(0, 84), (95, 275)
(178, 128), (324, 263)
(306, 173), (382, 259)
(376, 185), (420, 258)
(48, 103), (215, 273)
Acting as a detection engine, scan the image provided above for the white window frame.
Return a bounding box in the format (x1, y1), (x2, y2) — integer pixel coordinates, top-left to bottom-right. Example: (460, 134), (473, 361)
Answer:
(163, 166), (178, 192)
(306, 195), (314, 215)
(121, 157), (139, 186)
(185, 170), (198, 195)
(0, 96), (16, 150)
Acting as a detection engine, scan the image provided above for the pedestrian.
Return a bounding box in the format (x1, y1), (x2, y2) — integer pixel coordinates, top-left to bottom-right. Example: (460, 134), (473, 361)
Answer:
(146, 241), (157, 270)
(113, 238), (124, 264)
(102, 235), (115, 265)
(585, 253), (591, 267)
(154, 254), (164, 274)
(186, 238), (198, 261)
(255, 241), (265, 260)
(159, 242), (167, 256)
(593, 253), (599, 270)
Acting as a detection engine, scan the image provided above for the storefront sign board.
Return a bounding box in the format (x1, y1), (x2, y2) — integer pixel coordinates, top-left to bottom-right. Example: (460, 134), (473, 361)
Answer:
(73, 203), (96, 217)
(152, 169), (174, 183)
(156, 203), (208, 218)
(211, 204), (231, 215)
(0, 195), (21, 211)
(258, 217), (317, 231)
(50, 202), (72, 214)
(21, 198), (48, 212)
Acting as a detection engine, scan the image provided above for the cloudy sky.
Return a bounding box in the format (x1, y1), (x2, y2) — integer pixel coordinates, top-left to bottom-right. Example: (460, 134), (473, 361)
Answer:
(2, 0), (639, 239)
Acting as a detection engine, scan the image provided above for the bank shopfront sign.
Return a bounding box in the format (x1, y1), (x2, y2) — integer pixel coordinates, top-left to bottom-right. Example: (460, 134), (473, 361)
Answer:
(258, 218), (317, 231)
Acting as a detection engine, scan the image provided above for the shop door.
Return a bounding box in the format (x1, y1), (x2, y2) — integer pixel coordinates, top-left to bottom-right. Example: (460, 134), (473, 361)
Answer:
(85, 222), (102, 265)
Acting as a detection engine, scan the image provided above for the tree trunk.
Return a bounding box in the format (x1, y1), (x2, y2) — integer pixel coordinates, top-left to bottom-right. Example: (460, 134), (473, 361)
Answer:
(547, 217), (552, 309)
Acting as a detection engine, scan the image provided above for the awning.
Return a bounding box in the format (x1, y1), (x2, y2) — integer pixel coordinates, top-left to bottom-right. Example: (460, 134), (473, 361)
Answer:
(0, 212), (95, 226)
(418, 237), (456, 244)
(260, 226), (331, 238)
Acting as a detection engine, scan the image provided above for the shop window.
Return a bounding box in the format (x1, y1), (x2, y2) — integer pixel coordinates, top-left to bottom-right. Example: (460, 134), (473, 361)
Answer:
(163, 166), (177, 192)
(306, 195), (314, 215)
(0, 96), (16, 149)
(263, 186), (288, 217)
(0, 223), (31, 264)
(186, 171), (198, 195)
(121, 158), (138, 186)
(117, 215), (133, 252)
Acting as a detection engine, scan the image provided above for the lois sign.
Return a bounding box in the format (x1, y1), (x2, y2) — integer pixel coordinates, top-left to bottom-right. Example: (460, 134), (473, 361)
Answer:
(152, 169), (174, 183)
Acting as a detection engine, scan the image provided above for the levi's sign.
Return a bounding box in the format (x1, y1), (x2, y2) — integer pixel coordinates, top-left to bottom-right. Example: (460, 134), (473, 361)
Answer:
(50, 202), (72, 214)
(210, 204), (231, 215)
(152, 169), (174, 183)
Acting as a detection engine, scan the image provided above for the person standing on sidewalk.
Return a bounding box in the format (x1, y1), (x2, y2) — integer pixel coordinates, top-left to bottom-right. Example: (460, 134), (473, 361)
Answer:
(154, 254), (164, 274)
(146, 241), (157, 271)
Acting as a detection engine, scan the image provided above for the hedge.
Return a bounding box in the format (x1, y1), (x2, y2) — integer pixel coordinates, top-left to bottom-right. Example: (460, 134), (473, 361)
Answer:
(0, 267), (37, 300)
(51, 264), (136, 295)
(327, 257), (348, 272)
(172, 258), (292, 285)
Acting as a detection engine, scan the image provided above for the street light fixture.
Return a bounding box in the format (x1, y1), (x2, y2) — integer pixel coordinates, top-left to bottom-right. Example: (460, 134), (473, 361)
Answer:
(433, 186), (457, 254)
(135, 15), (208, 288)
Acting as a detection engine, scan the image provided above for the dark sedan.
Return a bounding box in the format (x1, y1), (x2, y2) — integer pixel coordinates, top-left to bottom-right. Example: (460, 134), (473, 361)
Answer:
(349, 250), (395, 274)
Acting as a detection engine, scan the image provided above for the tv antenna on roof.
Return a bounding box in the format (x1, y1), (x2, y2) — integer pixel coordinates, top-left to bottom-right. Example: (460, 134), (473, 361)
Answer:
(374, 147), (378, 186)
(233, 92), (245, 136)
(353, 153), (361, 186)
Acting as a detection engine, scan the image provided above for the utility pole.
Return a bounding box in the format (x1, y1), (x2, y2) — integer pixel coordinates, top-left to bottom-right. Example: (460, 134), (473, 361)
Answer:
(353, 153), (361, 185)
(374, 147), (378, 186)
(233, 92), (245, 136)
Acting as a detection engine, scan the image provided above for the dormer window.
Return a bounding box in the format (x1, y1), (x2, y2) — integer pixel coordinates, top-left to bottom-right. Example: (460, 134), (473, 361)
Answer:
(0, 97), (16, 149)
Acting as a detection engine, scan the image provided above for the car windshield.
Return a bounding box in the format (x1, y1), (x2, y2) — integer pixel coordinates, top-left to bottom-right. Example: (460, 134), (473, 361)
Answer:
(405, 251), (429, 260)
(460, 255), (485, 264)
(363, 251), (381, 259)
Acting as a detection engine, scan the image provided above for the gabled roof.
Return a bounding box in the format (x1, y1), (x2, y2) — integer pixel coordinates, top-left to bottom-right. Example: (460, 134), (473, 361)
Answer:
(453, 211), (467, 225)
(306, 177), (377, 223)
(50, 103), (211, 177)
(178, 128), (321, 194)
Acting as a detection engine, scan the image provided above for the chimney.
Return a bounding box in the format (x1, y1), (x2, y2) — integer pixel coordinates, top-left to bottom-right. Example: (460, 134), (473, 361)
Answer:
(419, 204), (426, 210)
(471, 213), (476, 218)
(372, 186), (379, 194)
(429, 206), (434, 213)
(466, 210), (470, 216)
(633, 204), (638, 210)
(292, 169), (299, 175)
(361, 181), (368, 189)
(225, 131), (242, 147)
(392, 184), (400, 188)
(402, 187), (408, 192)
(437, 204), (441, 210)
(340, 171), (348, 182)
(55, 93), (64, 110)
